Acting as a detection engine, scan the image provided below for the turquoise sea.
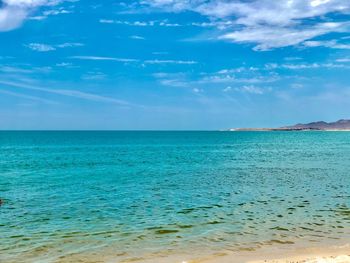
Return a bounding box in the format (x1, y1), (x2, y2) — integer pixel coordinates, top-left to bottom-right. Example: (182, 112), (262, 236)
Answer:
(1, 131), (350, 262)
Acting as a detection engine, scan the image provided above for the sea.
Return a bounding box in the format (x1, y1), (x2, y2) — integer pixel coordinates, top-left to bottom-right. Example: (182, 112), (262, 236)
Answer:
(1, 131), (350, 262)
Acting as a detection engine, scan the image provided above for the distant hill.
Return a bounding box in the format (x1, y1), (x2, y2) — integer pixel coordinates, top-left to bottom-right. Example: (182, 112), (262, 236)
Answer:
(283, 119), (350, 130)
(230, 119), (350, 131)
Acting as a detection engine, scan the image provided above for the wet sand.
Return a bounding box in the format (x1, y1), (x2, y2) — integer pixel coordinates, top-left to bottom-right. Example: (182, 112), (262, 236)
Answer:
(250, 255), (350, 263)
(4, 243), (350, 263)
(189, 244), (350, 263)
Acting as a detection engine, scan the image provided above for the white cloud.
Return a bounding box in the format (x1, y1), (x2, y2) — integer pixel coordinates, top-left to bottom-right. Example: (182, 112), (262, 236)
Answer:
(145, 59), (197, 64)
(69, 56), (197, 66)
(284, 57), (303, 61)
(99, 19), (155, 26)
(291, 83), (304, 89)
(152, 72), (189, 87)
(99, 19), (182, 27)
(130, 35), (145, 40)
(28, 15), (47, 20)
(234, 85), (267, 95)
(25, 42), (84, 52)
(29, 7), (72, 20)
(55, 62), (73, 67)
(25, 43), (56, 52)
(3, 0), (57, 7)
(336, 58), (350, 63)
(0, 0), (68, 31)
(69, 56), (139, 63)
(42, 8), (71, 16)
(217, 61), (350, 72)
(159, 21), (180, 27)
(0, 7), (27, 31)
(99, 19), (114, 24)
(303, 40), (350, 49)
(223, 86), (232, 92)
(192, 87), (203, 93)
(199, 74), (278, 84)
(56, 42), (83, 48)
(0, 65), (52, 73)
(143, 0), (350, 24)
(217, 67), (258, 74)
(265, 62), (350, 70)
(152, 52), (169, 55)
(159, 78), (187, 87)
(220, 21), (349, 51)
(141, 0), (350, 50)
(81, 71), (107, 80)
(154, 69), (278, 89)
(191, 21), (233, 30)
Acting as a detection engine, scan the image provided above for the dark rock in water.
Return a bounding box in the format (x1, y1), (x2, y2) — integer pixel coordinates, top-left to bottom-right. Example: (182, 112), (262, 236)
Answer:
(0, 199), (3, 206)
(155, 229), (179, 234)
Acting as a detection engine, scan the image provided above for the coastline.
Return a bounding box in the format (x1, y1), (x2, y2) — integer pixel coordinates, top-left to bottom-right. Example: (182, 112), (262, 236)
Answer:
(142, 243), (350, 263)
(86, 243), (350, 263)
(228, 119), (350, 132)
(23, 244), (350, 263)
(5, 240), (350, 263)
(228, 129), (350, 131)
(196, 243), (350, 263)
(49, 242), (350, 263)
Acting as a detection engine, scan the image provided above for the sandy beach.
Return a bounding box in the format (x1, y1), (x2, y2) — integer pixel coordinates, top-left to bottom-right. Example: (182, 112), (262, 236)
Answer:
(186, 244), (350, 263)
(250, 255), (350, 263)
(17, 244), (350, 263)
(106, 243), (349, 263)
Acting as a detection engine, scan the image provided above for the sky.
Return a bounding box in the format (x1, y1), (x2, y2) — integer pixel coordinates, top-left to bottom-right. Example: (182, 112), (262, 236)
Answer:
(1, 0), (350, 130)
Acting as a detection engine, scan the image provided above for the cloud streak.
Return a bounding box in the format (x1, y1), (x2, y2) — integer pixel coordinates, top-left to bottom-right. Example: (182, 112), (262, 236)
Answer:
(303, 40), (350, 49)
(70, 56), (139, 63)
(0, 80), (133, 106)
(0, 89), (58, 104)
(70, 56), (197, 65)
(99, 19), (181, 27)
(234, 85), (269, 95)
(144, 59), (197, 65)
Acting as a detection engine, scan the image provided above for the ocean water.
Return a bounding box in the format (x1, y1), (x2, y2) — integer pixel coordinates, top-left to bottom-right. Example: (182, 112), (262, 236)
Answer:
(1, 131), (350, 262)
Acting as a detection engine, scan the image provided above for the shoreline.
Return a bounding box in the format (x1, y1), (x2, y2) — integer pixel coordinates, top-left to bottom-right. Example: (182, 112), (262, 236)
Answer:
(72, 242), (350, 263)
(180, 243), (350, 263)
(4, 241), (350, 263)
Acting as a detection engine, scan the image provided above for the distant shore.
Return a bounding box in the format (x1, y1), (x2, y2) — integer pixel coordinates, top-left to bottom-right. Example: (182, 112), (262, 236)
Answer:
(229, 128), (350, 131)
(228, 119), (350, 131)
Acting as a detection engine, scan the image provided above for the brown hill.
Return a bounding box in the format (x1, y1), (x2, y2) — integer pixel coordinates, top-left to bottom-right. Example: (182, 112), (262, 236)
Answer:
(283, 119), (350, 130)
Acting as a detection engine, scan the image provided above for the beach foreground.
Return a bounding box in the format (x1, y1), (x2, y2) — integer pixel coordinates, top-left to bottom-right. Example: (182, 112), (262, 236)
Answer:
(250, 255), (350, 263)
(101, 243), (350, 263)
(194, 244), (350, 263)
(1, 131), (350, 263)
(20, 244), (350, 263)
(123, 244), (350, 263)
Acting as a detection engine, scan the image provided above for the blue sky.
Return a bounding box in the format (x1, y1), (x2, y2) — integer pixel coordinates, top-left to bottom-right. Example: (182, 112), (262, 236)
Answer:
(1, 0), (350, 130)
